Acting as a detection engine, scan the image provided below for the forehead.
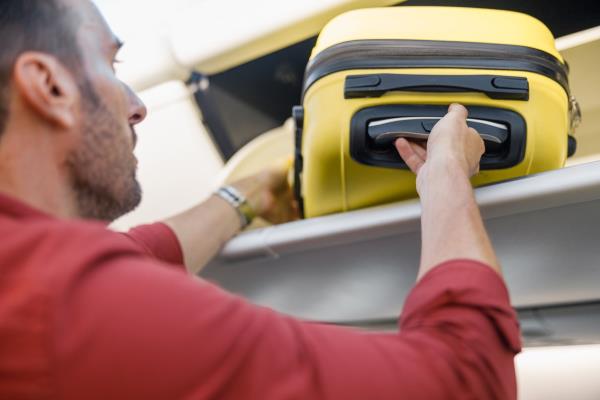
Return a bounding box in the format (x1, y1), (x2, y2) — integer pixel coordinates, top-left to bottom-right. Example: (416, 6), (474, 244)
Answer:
(75, 0), (119, 48)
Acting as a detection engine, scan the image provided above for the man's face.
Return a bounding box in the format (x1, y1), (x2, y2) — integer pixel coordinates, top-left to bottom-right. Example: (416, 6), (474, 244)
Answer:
(66, 1), (147, 221)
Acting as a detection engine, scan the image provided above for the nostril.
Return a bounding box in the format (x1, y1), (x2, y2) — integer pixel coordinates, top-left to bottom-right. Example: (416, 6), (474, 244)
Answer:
(130, 112), (143, 124)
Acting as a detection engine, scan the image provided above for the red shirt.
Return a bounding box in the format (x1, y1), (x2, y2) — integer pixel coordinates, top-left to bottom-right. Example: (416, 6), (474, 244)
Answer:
(0, 192), (521, 399)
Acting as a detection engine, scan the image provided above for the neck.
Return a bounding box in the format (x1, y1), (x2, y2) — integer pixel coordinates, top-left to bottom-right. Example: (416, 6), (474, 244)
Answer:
(0, 132), (79, 219)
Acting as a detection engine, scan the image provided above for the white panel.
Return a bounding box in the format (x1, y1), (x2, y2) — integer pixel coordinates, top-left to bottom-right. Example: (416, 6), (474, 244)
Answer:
(94, 0), (400, 90)
(170, 0), (400, 74)
(93, 0), (193, 90)
(556, 25), (600, 51)
(114, 34), (189, 91)
(517, 345), (600, 400)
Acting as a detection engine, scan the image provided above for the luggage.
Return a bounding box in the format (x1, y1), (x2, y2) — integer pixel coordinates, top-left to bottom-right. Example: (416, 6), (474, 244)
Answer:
(293, 6), (581, 218)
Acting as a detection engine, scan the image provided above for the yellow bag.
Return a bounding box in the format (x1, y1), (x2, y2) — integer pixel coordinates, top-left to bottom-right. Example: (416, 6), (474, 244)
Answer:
(294, 6), (580, 218)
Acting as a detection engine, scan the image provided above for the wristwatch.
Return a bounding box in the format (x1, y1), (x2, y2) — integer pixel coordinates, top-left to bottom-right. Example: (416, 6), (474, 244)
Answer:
(215, 185), (256, 228)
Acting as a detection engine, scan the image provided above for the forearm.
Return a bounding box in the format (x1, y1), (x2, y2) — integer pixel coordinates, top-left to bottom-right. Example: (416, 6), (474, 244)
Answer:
(418, 164), (500, 279)
(164, 195), (241, 274)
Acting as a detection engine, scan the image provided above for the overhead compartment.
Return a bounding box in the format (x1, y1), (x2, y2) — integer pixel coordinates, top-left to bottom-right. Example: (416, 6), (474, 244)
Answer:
(204, 161), (600, 345)
(197, 8), (600, 347)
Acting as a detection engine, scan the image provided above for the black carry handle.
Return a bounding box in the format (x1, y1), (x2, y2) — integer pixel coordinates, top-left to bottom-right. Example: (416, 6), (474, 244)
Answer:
(345, 74), (529, 101)
(292, 105), (305, 218)
(367, 117), (509, 149)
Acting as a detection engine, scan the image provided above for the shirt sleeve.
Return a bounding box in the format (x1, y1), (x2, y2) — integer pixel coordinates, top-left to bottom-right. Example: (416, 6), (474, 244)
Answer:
(50, 252), (520, 400)
(399, 260), (522, 399)
(122, 222), (184, 265)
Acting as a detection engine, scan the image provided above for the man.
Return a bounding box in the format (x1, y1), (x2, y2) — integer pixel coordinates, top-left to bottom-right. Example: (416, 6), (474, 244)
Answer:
(0, 0), (521, 399)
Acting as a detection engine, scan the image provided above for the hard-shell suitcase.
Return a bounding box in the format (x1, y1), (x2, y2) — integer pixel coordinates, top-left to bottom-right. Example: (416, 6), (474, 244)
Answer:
(293, 6), (581, 218)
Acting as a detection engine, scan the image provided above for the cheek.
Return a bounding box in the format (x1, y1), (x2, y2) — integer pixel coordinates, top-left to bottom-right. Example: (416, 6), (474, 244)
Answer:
(104, 79), (130, 118)
(88, 62), (131, 118)
(101, 81), (133, 141)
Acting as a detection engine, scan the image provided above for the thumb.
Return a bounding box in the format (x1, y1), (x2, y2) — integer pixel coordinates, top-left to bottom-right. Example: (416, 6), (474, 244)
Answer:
(395, 138), (425, 175)
(448, 103), (468, 120)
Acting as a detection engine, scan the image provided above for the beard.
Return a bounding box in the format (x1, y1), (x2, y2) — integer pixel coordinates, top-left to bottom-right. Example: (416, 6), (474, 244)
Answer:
(66, 79), (142, 222)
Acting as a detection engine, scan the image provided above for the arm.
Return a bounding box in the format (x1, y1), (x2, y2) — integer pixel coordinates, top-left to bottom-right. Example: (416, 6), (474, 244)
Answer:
(123, 222), (185, 265)
(162, 195), (241, 272)
(395, 103), (500, 279)
(52, 252), (520, 400)
(164, 164), (298, 274)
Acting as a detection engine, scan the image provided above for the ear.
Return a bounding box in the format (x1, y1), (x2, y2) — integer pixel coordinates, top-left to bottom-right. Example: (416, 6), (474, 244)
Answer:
(12, 52), (79, 129)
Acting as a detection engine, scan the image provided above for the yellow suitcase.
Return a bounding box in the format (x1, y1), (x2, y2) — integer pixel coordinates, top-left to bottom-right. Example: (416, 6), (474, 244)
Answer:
(293, 6), (581, 218)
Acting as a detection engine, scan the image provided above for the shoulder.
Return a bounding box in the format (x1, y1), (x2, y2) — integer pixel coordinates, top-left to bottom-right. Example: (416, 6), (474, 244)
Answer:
(37, 218), (142, 258)
(0, 217), (164, 398)
(1, 217), (151, 288)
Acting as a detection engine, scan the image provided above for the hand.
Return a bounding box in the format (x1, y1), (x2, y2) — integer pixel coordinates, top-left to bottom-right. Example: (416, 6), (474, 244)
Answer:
(394, 103), (485, 194)
(229, 160), (300, 225)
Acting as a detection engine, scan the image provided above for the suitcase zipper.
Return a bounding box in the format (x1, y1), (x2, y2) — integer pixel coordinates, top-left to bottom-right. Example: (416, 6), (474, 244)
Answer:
(303, 39), (571, 98)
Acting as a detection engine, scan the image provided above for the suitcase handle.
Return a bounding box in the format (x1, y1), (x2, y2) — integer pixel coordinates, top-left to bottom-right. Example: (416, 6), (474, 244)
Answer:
(367, 117), (509, 150)
(350, 105), (526, 170)
(345, 74), (529, 100)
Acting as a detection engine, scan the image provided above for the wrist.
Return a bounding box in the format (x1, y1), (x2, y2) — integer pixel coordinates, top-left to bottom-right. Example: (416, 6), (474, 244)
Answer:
(215, 186), (256, 228)
(429, 152), (471, 176)
(418, 160), (473, 200)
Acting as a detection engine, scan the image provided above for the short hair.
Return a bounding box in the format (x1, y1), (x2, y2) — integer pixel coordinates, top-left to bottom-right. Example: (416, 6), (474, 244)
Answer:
(0, 0), (81, 136)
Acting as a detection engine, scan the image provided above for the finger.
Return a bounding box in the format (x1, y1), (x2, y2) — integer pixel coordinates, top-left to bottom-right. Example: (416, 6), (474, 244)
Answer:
(448, 103), (468, 119)
(273, 156), (293, 170)
(265, 159), (294, 192)
(409, 140), (428, 160)
(467, 127), (485, 153)
(273, 157), (293, 179)
(290, 204), (301, 221)
(395, 138), (425, 175)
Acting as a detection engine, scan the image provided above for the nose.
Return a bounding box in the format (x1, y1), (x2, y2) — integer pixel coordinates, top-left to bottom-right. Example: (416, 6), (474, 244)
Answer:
(125, 84), (147, 125)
